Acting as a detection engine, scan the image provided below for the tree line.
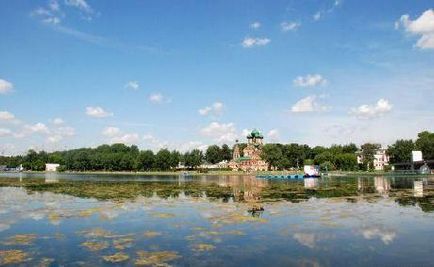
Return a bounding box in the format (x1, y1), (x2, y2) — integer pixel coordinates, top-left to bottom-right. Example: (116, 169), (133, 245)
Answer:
(0, 130), (433, 172)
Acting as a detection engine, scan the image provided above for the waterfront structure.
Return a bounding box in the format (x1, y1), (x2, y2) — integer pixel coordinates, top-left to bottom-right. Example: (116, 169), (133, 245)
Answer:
(45, 163), (60, 172)
(228, 129), (268, 172)
(356, 147), (390, 171)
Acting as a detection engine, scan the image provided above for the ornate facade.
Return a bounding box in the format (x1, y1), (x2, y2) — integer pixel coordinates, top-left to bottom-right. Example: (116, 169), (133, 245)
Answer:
(229, 129), (268, 172)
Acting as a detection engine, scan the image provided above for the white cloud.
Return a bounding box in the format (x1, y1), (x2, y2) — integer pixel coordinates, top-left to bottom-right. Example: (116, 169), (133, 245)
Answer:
(242, 37), (271, 48)
(267, 129), (280, 142)
(291, 95), (330, 113)
(65, 0), (93, 14)
(52, 118), (64, 125)
(361, 227), (396, 245)
(111, 133), (140, 145)
(143, 134), (169, 150)
(86, 106), (113, 118)
(0, 79), (13, 94)
(350, 98), (392, 119)
(293, 74), (327, 87)
(0, 128), (12, 137)
(24, 123), (50, 134)
(313, 12), (322, 21)
(313, 0), (342, 21)
(102, 126), (121, 137)
(148, 93), (170, 104)
(198, 102), (224, 116)
(200, 122), (238, 143)
(281, 22), (300, 32)
(0, 111), (15, 121)
(177, 141), (208, 152)
(396, 9), (434, 49)
(125, 81), (139, 90)
(47, 126), (75, 143)
(250, 21), (261, 29)
(101, 126), (140, 145)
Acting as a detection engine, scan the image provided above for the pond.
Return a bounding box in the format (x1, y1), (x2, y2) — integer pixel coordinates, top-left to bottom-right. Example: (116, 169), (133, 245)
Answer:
(0, 173), (433, 266)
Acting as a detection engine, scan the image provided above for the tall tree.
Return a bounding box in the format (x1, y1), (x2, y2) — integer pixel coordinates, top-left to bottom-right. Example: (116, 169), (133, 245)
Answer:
(387, 139), (415, 164)
(415, 131), (434, 160)
(360, 143), (381, 171)
(205, 145), (222, 164)
(221, 144), (232, 161)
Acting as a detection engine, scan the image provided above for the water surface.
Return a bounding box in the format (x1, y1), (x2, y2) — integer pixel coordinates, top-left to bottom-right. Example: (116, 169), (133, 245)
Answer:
(0, 174), (433, 266)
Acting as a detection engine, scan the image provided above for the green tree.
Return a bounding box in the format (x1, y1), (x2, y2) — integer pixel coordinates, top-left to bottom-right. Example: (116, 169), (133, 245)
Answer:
(415, 131), (434, 160)
(360, 143), (381, 171)
(138, 150), (155, 171)
(221, 144), (232, 161)
(205, 145), (222, 164)
(387, 139), (415, 164)
(184, 149), (203, 169)
(261, 144), (283, 170)
(155, 149), (172, 171)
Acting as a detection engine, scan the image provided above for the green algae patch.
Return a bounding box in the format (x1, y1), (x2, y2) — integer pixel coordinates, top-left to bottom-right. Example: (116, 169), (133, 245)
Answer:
(134, 250), (181, 266)
(143, 231), (162, 238)
(77, 228), (112, 238)
(2, 234), (37, 246)
(113, 237), (135, 250)
(38, 257), (55, 267)
(0, 250), (30, 265)
(151, 212), (175, 219)
(102, 252), (130, 263)
(191, 243), (216, 252)
(81, 240), (109, 251)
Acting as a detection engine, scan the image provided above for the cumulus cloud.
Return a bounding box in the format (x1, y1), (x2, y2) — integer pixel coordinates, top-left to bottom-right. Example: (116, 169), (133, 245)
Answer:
(0, 79), (13, 94)
(143, 134), (169, 150)
(52, 118), (64, 125)
(350, 99), (392, 119)
(396, 9), (434, 49)
(291, 95), (330, 113)
(0, 128), (12, 137)
(65, 0), (93, 15)
(102, 127), (140, 145)
(200, 122), (238, 143)
(24, 123), (50, 134)
(267, 129), (280, 142)
(86, 106), (113, 118)
(281, 21), (300, 32)
(125, 81), (139, 90)
(148, 93), (170, 104)
(198, 102), (224, 116)
(102, 126), (121, 137)
(250, 21), (261, 29)
(242, 37), (271, 48)
(0, 111), (15, 121)
(293, 74), (327, 87)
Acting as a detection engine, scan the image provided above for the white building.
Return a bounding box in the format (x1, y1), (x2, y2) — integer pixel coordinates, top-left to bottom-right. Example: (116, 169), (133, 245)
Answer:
(45, 163), (60, 172)
(357, 148), (389, 171)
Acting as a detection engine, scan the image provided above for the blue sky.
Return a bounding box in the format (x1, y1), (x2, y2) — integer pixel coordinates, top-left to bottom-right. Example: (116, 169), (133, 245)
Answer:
(1, 0), (434, 155)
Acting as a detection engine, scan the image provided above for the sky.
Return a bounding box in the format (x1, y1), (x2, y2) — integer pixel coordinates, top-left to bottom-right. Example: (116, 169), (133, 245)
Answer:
(1, 0), (434, 155)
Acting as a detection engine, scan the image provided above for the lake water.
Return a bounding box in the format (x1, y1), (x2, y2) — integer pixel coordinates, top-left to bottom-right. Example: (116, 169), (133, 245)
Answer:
(0, 173), (433, 266)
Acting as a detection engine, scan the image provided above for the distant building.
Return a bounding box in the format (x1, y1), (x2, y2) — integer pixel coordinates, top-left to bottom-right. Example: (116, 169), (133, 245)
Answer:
(228, 129), (268, 172)
(45, 163), (60, 172)
(356, 147), (389, 171)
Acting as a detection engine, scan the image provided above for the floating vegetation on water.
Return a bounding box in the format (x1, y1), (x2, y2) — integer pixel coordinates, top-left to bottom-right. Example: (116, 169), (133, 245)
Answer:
(79, 208), (101, 217)
(47, 213), (61, 225)
(2, 234), (37, 246)
(191, 243), (216, 252)
(77, 228), (112, 238)
(113, 237), (134, 250)
(81, 240), (109, 251)
(135, 250), (181, 266)
(143, 231), (162, 238)
(151, 212), (175, 219)
(0, 250), (30, 265)
(211, 213), (268, 225)
(38, 257), (55, 267)
(102, 252), (130, 263)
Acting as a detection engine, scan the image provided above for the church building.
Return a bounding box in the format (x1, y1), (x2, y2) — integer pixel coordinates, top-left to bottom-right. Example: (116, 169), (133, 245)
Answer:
(228, 129), (268, 172)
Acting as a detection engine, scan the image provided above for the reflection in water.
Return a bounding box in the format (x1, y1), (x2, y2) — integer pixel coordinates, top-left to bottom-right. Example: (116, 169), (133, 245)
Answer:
(0, 175), (433, 266)
(45, 173), (59, 183)
(374, 176), (390, 194)
(304, 178), (319, 189)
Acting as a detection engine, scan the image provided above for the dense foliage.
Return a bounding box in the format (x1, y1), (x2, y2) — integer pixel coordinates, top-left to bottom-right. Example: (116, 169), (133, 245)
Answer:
(0, 131), (433, 172)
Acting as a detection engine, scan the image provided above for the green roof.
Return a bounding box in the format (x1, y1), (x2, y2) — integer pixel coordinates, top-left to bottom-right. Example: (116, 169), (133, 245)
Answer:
(235, 156), (251, 162)
(248, 129), (263, 138)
